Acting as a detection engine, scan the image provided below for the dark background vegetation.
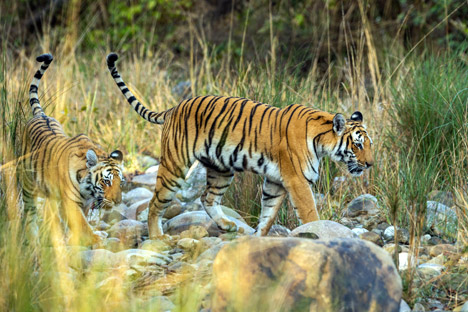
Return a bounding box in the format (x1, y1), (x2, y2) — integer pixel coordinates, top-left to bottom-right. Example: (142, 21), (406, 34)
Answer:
(3, 0), (468, 64)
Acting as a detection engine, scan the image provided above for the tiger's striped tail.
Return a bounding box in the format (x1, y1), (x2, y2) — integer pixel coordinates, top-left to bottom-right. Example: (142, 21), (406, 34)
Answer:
(29, 53), (53, 117)
(106, 53), (166, 124)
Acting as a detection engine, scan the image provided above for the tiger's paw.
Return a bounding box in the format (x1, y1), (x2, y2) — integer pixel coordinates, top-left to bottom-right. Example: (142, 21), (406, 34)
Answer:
(214, 217), (237, 232)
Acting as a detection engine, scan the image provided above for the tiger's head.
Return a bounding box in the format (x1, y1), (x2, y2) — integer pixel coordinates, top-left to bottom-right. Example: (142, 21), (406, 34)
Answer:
(330, 111), (374, 177)
(80, 149), (125, 210)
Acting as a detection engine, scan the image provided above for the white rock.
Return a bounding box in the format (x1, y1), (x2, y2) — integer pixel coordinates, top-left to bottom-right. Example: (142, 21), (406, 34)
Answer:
(145, 165), (159, 174)
(123, 187), (153, 206)
(417, 263), (445, 275)
(399, 299), (411, 312)
(400, 299), (411, 312)
(131, 172), (158, 186)
(352, 228), (369, 236)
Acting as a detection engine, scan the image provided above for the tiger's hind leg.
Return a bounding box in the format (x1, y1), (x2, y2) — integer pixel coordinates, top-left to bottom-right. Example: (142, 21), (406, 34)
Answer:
(256, 179), (287, 236)
(201, 167), (237, 232)
(148, 163), (187, 238)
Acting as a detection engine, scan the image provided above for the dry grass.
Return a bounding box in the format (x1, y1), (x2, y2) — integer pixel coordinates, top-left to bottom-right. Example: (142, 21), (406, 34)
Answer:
(1, 2), (467, 310)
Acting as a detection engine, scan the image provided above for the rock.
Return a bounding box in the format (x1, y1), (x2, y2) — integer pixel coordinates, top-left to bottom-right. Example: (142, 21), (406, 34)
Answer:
(428, 190), (455, 207)
(136, 155), (159, 168)
(101, 209), (127, 224)
(417, 263), (445, 277)
(180, 225), (209, 240)
(426, 201), (458, 239)
(145, 165), (159, 174)
(108, 220), (148, 247)
(131, 172), (158, 186)
(383, 226), (409, 244)
(177, 238), (201, 250)
(290, 220), (357, 239)
(375, 221), (391, 231)
(400, 299), (411, 312)
(115, 249), (171, 266)
(103, 237), (124, 252)
(139, 295), (175, 311)
(96, 221), (111, 231)
(125, 198), (150, 220)
(163, 211), (255, 236)
(267, 224), (291, 237)
(454, 301), (468, 312)
(220, 205), (246, 223)
(360, 231), (383, 246)
(162, 201), (186, 219)
(123, 187), (154, 206)
(197, 242), (228, 262)
(211, 237), (402, 311)
(429, 244), (457, 257)
(175, 162), (207, 202)
(79, 249), (117, 269)
(398, 252), (418, 271)
(343, 194), (380, 217)
(412, 302), (425, 311)
(421, 234), (431, 244)
(352, 227), (369, 236)
(139, 239), (171, 253)
(383, 244), (402, 255)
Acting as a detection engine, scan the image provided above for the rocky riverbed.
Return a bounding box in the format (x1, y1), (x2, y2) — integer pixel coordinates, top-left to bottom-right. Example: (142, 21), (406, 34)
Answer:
(81, 160), (467, 312)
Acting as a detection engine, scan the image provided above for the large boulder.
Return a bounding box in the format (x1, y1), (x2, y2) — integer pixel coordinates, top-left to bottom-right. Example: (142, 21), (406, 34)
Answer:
(211, 237), (402, 312)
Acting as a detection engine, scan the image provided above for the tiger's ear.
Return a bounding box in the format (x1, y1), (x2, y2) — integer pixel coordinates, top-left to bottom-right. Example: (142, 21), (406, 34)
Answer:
(86, 149), (98, 168)
(350, 111), (363, 122)
(110, 150), (123, 163)
(333, 113), (346, 136)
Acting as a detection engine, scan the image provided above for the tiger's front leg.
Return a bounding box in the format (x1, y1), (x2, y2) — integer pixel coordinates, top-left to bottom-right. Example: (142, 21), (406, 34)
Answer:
(61, 193), (101, 246)
(201, 168), (237, 232)
(147, 163), (185, 238)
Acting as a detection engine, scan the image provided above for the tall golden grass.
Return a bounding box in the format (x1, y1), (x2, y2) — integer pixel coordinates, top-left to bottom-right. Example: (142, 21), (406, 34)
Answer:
(1, 2), (467, 310)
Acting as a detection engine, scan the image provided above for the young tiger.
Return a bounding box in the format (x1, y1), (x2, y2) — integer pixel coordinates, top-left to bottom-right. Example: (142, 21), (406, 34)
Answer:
(106, 53), (373, 238)
(20, 53), (125, 245)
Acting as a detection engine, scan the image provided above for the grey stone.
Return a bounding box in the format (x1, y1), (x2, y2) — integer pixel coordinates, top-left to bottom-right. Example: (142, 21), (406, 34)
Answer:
(163, 211), (255, 236)
(123, 187), (154, 206)
(352, 227), (369, 236)
(343, 194), (380, 217)
(125, 198), (150, 220)
(115, 249), (171, 266)
(400, 299), (411, 312)
(383, 226), (409, 244)
(412, 302), (425, 311)
(290, 220), (358, 239)
(359, 231), (383, 246)
(131, 172), (158, 186)
(139, 239), (171, 253)
(79, 249), (117, 269)
(426, 201), (458, 239)
(211, 237), (402, 311)
(108, 220), (148, 247)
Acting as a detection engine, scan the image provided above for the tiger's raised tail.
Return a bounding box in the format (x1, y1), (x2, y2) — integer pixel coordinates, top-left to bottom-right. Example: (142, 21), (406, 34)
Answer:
(106, 53), (168, 124)
(29, 53), (53, 117)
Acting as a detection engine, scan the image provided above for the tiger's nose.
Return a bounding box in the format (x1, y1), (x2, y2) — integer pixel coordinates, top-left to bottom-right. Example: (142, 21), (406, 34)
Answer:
(365, 161), (373, 168)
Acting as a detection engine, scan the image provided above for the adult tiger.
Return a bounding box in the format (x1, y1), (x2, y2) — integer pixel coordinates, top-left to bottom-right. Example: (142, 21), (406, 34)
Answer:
(106, 52), (373, 238)
(20, 53), (125, 245)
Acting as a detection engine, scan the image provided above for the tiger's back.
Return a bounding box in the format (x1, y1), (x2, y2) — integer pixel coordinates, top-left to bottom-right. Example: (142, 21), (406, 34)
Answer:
(107, 53), (373, 238)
